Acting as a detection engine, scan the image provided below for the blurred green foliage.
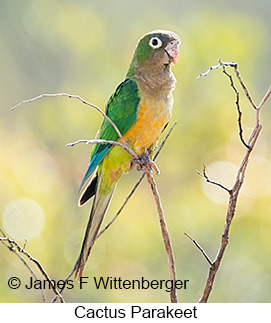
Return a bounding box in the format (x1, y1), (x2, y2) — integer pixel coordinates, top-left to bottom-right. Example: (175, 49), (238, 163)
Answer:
(0, 0), (270, 302)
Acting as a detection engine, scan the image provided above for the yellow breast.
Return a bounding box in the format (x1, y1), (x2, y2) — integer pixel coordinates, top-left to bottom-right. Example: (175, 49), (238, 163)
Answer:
(123, 95), (173, 155)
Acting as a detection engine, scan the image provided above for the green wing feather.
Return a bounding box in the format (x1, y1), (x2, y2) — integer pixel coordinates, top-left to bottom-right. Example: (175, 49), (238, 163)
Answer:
(79, 78), (140, 190)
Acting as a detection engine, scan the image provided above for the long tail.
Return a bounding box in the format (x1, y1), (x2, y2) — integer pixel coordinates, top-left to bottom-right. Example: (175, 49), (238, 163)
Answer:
(74, 173), (114, 278)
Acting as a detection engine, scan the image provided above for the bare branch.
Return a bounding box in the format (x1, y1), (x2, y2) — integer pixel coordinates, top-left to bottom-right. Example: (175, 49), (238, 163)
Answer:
(232, 64), (257, 110)
(184, 233), (213, 266)
(66, 138), (137, 158)
(11, 92), (129, 150)
(51, 269), (75, 303)
(143, 165), (178, 303)
(257, 84), (271, 110)
(198, 59), (256, 148)
(0, 233), (46, 302)
(196, 61), (230, 78)
(221, 65), (250, 149)
(197, 60), (257, 109)
(0, 230), (64, 303)
(197, 164), (231, 194)
(197, 60), (271, 303)
(152, 121), (178, 159)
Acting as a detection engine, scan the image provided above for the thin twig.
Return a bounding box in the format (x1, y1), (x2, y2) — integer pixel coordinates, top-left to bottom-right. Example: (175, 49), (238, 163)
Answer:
(221, 65), (250, 149)
(196, 61), (226, 79)
(197, 164), (231, 194)
(0, 234), (46, 302)
(11, 93), (129, 149)
(197, 60), (257, 109)
(257, 84), (271, 110)
(184, 233), (212, 266)
(198, 60), (253, 148)
(66, 138), (136, 158)
(51, 270), (75, 303)
(97, 173), (144, 238)
(0, 231), (64, 303)
(152, 121), (178, 160)
(232, 64), (257, 110)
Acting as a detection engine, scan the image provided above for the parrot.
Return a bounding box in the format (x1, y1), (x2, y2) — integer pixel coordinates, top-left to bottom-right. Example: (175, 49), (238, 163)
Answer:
(73, 30), (180, 278)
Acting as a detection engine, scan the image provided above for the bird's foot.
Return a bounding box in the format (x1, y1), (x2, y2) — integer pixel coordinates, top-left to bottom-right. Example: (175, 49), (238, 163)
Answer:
(132, 149), (160, 175)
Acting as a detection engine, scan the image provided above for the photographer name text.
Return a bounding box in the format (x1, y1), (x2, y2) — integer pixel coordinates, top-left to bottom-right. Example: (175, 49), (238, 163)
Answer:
(11, 276), (189, 292)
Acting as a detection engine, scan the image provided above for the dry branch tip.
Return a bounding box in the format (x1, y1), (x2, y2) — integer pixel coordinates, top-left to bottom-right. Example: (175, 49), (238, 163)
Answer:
(184, 233), (213, 266)
(197, 164), (231, 194)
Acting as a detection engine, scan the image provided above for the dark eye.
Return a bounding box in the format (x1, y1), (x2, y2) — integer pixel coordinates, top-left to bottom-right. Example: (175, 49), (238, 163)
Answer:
(149, 37), (162, 49)
(152, 38), (158, 46)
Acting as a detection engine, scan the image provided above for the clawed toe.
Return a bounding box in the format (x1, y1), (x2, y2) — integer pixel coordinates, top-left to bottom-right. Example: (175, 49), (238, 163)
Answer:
(132, 150), (160, 175)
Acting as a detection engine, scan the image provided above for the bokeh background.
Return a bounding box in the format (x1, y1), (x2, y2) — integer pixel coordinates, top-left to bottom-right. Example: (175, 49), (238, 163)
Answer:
(0, 0), (270, 303)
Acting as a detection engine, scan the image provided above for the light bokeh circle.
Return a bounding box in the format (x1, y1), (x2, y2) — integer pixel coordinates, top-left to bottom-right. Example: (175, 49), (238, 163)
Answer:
(2, 198), (45, 241)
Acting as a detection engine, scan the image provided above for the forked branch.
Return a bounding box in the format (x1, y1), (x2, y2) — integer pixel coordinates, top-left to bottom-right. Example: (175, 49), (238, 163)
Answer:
(0, 229), (64, 303)
(192, 60), (271, 303)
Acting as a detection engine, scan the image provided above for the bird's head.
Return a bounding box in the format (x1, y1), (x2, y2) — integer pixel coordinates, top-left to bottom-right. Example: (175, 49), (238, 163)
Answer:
(127, 30), (180, 76)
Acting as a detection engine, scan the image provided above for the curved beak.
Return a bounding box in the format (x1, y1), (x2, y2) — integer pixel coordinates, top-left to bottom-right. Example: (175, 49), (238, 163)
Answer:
(164, 40), (180, 65)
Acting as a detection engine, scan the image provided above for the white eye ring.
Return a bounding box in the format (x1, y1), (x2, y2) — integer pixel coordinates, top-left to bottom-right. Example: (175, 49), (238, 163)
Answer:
(149, 37), (162, 49)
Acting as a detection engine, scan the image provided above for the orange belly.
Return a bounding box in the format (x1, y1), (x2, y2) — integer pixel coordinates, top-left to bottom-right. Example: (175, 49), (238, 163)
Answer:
(100, 96), (172, 193)
(123, 96), (172, 155)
